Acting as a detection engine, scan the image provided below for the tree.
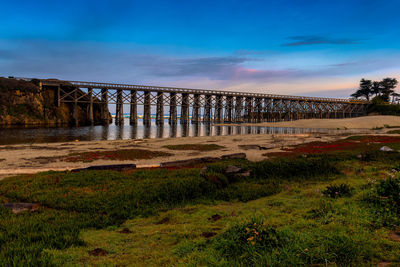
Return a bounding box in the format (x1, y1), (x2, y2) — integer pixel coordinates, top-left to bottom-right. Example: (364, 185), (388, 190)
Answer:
(371, 81), (382, 96)
(380, 78), (399, 102)
(351, 78), (373, 101)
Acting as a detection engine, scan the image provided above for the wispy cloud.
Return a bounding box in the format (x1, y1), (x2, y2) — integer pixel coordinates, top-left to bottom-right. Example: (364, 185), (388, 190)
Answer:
(282, 35), (359, 46)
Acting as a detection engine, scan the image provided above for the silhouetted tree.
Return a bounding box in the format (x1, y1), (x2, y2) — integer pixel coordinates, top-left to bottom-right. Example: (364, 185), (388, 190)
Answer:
(351, 78), (373, 101)
(352, 77), (398, 103)
(380, 77), (398, 102)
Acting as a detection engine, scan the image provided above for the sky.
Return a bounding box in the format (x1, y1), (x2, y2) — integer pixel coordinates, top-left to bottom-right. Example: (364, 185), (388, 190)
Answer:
(1, 0), (400, 98)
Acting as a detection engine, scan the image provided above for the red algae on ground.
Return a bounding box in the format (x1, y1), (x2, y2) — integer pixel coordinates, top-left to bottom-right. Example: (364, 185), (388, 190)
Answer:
(265, 136), (400, 157)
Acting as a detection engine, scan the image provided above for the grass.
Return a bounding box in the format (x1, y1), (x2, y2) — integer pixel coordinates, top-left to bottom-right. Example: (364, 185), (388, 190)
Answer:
(1, 135), (400, 265)
(62, 149), (172, 162)
(163, 144), (224, 151)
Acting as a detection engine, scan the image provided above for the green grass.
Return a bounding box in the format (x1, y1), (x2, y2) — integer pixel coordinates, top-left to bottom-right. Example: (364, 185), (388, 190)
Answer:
(2, 136), (400, 266)
(163, 144), (224, 151)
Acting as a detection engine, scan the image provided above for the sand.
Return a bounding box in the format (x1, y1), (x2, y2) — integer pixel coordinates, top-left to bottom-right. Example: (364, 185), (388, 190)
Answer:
(234, 115), (400, 129)
(1, 115), (399, 179)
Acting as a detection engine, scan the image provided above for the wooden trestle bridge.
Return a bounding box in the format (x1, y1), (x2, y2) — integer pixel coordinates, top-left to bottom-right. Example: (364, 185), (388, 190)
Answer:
(35, 79), (367, 126)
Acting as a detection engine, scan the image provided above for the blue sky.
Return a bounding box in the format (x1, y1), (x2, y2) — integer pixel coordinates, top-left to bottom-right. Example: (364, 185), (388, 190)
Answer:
(1, 0), (400, 97)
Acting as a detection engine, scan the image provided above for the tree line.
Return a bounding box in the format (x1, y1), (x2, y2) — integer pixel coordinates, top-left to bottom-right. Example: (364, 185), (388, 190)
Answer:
(351, 78), (399, 103)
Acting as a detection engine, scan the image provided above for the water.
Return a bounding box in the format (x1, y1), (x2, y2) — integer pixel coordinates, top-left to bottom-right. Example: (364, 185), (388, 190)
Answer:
(0, 118), (369, 145)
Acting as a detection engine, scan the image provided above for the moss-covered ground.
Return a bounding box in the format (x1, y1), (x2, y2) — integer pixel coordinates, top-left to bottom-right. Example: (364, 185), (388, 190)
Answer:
(1, 136), (400, 266)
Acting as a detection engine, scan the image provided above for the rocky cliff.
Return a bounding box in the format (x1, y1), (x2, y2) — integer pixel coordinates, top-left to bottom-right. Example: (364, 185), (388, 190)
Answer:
(0, 77), (112, 127)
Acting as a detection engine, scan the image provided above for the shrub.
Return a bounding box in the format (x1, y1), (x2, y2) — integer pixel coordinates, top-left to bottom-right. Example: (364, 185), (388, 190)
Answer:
(366, 177), (400, 227)
(212, 217), (291, 264)
(323, 184), (354, 198)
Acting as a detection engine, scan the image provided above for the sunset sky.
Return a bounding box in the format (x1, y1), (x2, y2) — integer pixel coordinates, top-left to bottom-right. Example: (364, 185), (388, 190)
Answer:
(1, 0), (399, 98)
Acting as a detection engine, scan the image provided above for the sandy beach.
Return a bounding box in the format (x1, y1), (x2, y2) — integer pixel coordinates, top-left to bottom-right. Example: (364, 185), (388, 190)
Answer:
(233, 115), (400, 129)
(1, 115), (399, 179)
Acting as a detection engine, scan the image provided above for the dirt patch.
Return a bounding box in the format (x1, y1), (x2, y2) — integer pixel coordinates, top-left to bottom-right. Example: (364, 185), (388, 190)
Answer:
(208, 214), (222, 222)
(201, 232), (217, 238)
(29, 156), (59, 164)
(238, 144), (269, 150)
(118, 228), (132, 234)
(62, 149), (171, 163)
(2, 203), (40, 214)
(390, 231), (400, 242)
(88, 248), (108, 256)
(163, 144), (224, 151)
(155, 217), (170, 225)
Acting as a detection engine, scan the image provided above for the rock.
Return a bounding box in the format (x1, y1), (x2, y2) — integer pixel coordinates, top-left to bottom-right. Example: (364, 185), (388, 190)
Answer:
(88, 248), (108, 256)
(380, 146), (394, 152)
(225, 165), (242, 174)
(2, 203), (39, 214)
(221, 153), (246, 159)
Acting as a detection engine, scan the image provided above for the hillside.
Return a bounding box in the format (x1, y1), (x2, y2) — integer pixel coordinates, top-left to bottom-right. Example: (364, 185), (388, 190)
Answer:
(0, 77), (111, 127)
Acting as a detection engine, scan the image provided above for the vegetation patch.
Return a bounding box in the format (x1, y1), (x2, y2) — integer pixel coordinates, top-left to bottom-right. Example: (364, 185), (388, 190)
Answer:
(0, 156), (339, 265)
(323, 183), (354, 198)
(387, 129), (400, 134)
(163, 144), (224, 151)
(63, 149), (172, 162)
(265, 135), (400, 158)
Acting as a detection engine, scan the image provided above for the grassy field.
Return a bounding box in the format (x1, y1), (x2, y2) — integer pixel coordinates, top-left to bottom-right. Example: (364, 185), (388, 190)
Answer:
(1, 136), (400, 266)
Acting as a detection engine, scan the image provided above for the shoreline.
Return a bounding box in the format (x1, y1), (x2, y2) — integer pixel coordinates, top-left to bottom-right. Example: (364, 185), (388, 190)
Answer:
(1, 115), (400, 179)
(216, 115), (400, 129)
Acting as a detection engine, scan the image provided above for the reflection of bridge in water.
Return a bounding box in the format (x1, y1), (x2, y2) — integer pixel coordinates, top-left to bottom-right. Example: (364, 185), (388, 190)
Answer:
(101, 120), (369, 140)
(34, 79), (368, 126)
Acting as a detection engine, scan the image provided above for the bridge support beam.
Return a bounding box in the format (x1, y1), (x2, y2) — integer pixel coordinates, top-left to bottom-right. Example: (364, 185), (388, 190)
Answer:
(143, 91), (151, 125)
(215, 95), (223, 123)
(88, 87), (94, 125)
(156, 92), (164, 125)
(245, 97), (253, 123)
(203, 95), (212, 123)
(255, 98), (262, 123)
(101, 88), (109, 125)
(130, 90), (137, 125)
(73, 88), (79, 127)
(225, 96), (233, 123)
(181, 93), (189, 124)
(169, 92), (177, 125)
(192, 94), (200, 123)
(235, 97), (243, 122)
(115, 90), (124, 125)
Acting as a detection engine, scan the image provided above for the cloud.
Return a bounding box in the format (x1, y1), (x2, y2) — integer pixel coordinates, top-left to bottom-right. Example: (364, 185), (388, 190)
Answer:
(282, 35), (359, 46)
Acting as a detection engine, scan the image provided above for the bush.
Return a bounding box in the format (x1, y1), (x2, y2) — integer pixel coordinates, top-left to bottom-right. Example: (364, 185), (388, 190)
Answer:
(366, 177), (400, 227)
(212, 217), (291, 264)
(323, 184), (354, 198)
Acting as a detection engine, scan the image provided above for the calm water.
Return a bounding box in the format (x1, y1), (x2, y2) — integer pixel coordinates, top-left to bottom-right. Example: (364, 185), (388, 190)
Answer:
(0, 118), (369, 145)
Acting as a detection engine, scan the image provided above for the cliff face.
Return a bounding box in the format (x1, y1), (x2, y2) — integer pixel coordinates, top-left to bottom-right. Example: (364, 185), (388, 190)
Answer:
(0, 78), (112, 127)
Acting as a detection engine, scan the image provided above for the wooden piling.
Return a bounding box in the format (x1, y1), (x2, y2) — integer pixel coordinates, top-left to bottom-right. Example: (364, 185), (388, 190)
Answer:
(156, 92), (164, 125)
(130, 90), (137, 125)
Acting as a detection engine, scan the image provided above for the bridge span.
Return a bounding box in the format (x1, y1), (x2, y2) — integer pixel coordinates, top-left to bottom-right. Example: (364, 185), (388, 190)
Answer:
(33, 78), (367, 126)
